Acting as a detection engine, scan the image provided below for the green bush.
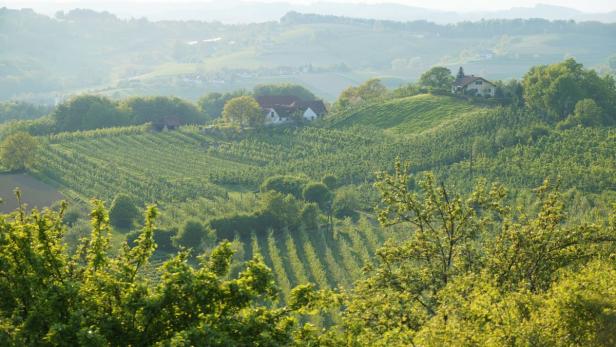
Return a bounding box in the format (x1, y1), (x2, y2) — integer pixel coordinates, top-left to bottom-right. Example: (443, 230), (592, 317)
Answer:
(302, 182), (332, 210)
(260, 175), (309, 199)
(173, 220), (212, 252)
(109, 194), (140, 230)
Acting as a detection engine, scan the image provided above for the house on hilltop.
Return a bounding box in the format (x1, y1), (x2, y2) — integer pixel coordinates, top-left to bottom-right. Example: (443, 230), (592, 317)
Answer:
(452, 67), (496, 97)
(255, 95), (327, 124)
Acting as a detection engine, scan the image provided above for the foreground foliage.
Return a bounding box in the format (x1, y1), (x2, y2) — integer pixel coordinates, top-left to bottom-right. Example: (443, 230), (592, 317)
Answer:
(317, 163), (616, 346)
(0, 200), (309, 346)
(1, 164), (615, 345)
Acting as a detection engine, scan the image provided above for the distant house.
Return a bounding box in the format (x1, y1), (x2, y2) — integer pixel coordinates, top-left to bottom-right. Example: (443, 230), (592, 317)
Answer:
(152, 116), (181, 131)
(255, 95), (327, 124)
(452, 67), (496, 97)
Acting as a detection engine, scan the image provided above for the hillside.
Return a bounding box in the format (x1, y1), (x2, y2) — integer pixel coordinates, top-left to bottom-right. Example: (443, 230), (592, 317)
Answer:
(325, 94), (486, 134)
(2, 8), (616, 102)
(13, 94), (610, 304)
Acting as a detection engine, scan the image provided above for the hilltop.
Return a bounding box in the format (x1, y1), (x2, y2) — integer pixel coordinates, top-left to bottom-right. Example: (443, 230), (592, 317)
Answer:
(325, 94), (487, 134)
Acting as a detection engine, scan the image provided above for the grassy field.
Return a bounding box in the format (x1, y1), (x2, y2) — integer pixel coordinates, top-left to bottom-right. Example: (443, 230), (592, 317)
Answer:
(326, 94), (486, 134)
(0, 173), (63, 213)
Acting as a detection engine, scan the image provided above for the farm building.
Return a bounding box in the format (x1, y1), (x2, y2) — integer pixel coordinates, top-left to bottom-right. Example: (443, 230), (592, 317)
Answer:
(451, 67), (496, 97)
(256, 95), (327, 124)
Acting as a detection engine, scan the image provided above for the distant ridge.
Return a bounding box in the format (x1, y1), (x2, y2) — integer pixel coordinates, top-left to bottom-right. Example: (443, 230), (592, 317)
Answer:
(2, 1), (615, 23)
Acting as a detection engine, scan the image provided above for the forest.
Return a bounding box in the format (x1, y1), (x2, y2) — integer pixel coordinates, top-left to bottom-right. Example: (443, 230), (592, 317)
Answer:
(0, 55), (615, 346)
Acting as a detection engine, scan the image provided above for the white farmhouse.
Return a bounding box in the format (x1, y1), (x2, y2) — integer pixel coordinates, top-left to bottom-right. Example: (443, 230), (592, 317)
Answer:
(256, 95), (327, 124)
(452, 67), (496, 97)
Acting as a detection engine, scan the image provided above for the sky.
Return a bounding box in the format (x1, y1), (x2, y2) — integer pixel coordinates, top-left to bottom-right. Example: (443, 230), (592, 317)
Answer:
(249, 0), (616, 13)
(1, 0), (615, 14)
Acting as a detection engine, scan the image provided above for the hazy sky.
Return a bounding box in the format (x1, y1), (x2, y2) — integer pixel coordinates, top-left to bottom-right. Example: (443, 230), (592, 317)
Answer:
(251, 0), (616, 12)
(1, 0), (615, 13)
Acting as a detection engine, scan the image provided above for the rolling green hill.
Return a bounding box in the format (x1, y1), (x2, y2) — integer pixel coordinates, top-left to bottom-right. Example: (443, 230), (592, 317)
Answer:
(325, 94), (487, 134)
(15, 94), (612, 304)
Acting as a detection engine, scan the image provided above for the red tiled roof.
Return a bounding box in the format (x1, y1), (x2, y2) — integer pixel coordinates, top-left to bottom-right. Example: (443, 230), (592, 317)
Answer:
(453, 75), (495, 88)
(255, 95), (302, 109)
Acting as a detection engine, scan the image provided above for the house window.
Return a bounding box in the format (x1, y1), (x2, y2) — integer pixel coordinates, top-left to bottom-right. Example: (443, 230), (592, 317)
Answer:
(475, 80), (482, 85)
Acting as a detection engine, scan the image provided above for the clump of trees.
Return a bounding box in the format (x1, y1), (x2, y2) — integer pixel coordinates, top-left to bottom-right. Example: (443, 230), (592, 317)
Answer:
(198, 90), (248, 119)
(260, 175), (311, 199)
(120, 96), (205, 125)
(253, 83), (316, 101)
(49, 95), (207, 133)
(0, 101), (52, 123)
(0, 201), (314, 345)
(173, 219), (215, 253)
(418, 66), (454, 92)
(335, 78), (388, 109)
(0, 131), (38, 171)
(522, 58), (616, 123)
(52, 95), (130, 132)
(309, 162), (616, 346)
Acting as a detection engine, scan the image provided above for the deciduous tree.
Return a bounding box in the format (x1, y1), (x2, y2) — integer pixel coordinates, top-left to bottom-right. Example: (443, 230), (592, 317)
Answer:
(0, 131), (38, 171)
(222, 96), (265, 127)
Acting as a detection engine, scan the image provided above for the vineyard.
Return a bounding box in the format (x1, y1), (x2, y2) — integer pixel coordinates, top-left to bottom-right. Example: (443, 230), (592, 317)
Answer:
(325, 94), (486, 134)
(27, 94), (616, 301)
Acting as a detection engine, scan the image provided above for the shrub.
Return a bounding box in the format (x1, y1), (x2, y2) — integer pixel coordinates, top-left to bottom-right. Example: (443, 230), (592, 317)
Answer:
(173, 220), (211, 251)
(260, 175), (309, 199)
(302, 182), (332, 210)
(109, 194), (140, 230)
(321, 174), (338, 190)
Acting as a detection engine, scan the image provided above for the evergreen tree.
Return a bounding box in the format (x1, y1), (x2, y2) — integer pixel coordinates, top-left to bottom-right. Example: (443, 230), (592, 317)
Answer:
(456, 66), (465, 79)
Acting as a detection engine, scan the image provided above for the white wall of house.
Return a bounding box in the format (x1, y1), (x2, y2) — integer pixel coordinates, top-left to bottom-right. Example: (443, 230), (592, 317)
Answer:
(464, 80), (495, 96)
(302, 107), (318, 121)
(265, 108), (284, 124)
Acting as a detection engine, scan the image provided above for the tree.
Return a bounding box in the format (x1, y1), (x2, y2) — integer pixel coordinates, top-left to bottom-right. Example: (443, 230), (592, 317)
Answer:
(197, 90), (248, 119)
(522, 58), (616, 120)
(335, 78), (387, 109)
(121, 96), (205, 125)
(332, 185), (361, 219)
(52, 95), (129, 131)
(222, 96), (265, 127)
(302, 182), (332, 210)
(260, 175), (309, 199)
(419, 66), (454, 91)
(0, 201), (312, 345)
(108, 193), (140, 229)
(572, 98), (604, 126)
(300, 203), (319, 230)
(321, 174), (338, 190)
(456, 66), (465, 79)
(253, 83), (316, 101)
(173, 219), (213, 252)
(259, 192), (302, 230)
(0, 131), (38, 171)
(325, 162), (616, 346)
